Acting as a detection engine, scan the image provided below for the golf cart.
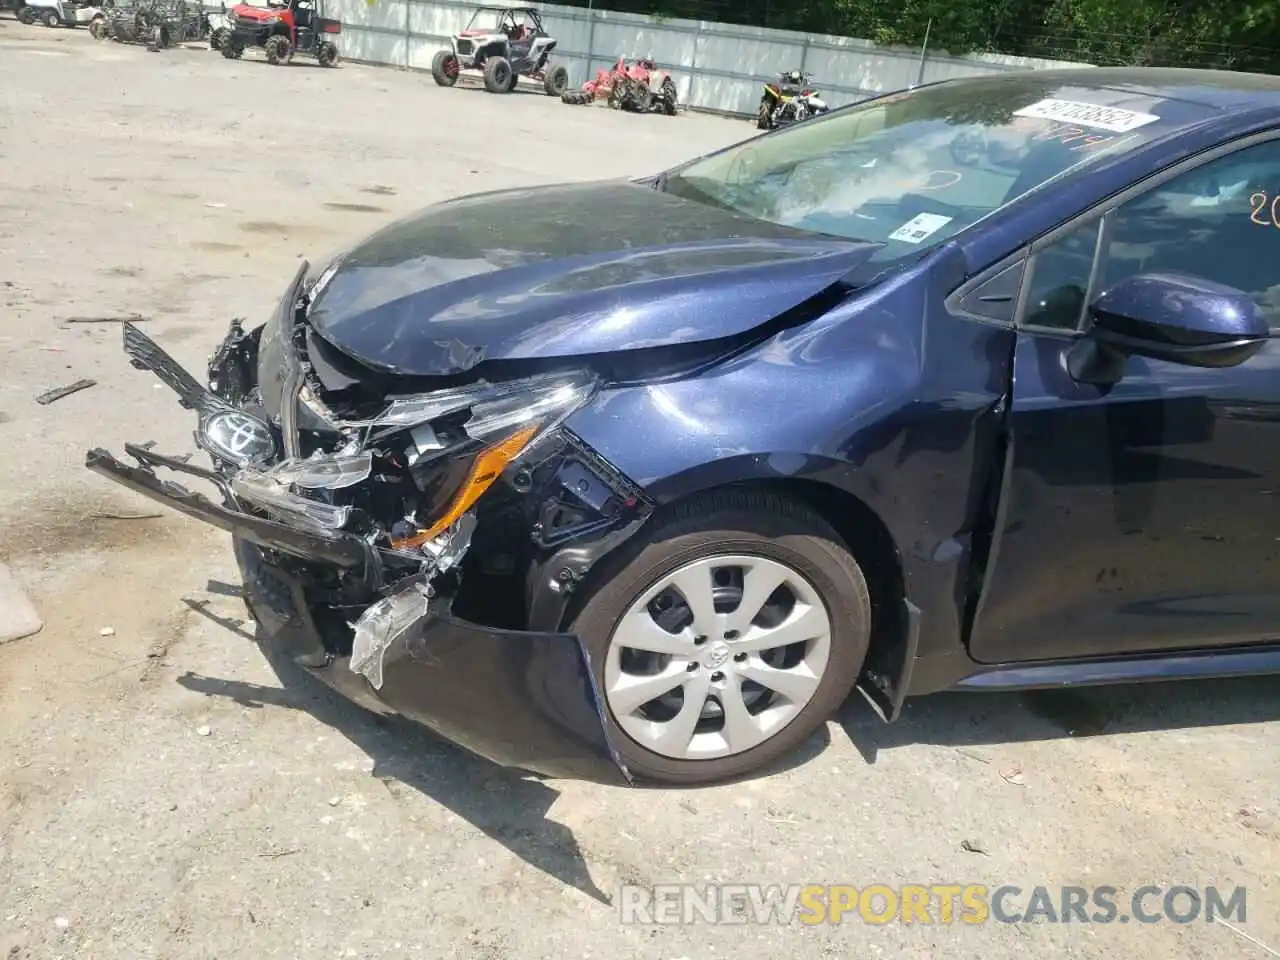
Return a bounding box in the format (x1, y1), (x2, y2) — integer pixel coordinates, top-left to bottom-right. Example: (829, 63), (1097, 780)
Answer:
(17, 0), (102, 26)
(219, 0), (340, 66)
(430, 5), (568, 96)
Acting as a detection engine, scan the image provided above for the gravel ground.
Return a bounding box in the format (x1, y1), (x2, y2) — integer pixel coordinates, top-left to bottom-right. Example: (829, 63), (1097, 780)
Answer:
(1, 22), (1278, 960)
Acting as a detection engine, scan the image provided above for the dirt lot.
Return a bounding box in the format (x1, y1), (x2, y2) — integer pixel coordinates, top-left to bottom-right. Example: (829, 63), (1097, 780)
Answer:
(1, 21), (1278, 960)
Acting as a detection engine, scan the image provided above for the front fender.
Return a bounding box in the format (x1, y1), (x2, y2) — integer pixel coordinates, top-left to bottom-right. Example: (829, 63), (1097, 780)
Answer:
(565, 249), (1013, 671)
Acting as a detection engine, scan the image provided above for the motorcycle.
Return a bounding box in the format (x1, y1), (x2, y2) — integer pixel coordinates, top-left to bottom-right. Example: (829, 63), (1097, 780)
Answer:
(757, 69), (828, 130)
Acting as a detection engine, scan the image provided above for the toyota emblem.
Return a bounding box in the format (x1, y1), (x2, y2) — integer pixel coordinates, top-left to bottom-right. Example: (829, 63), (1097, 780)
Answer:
(201, 410), (277, 465)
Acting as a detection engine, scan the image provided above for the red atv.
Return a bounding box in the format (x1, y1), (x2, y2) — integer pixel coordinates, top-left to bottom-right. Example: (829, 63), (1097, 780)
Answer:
(562, 56), (678, 115)
(219, 0), (339, 65)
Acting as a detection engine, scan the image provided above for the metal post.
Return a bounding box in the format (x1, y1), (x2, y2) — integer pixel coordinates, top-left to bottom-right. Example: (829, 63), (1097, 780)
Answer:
(915, 17), (932, 87)
(584, 0), (595, 84)
(798, 35), (810, 73)
(688, 19), (701, 110)
(404, 0), (411, 68)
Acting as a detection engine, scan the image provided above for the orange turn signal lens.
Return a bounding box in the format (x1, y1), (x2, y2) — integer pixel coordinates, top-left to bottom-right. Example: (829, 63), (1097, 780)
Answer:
(390, 424), (539, 552)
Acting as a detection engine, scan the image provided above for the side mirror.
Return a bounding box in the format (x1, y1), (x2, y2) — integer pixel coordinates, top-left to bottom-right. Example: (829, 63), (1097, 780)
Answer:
(1068, 272), (1269, 385)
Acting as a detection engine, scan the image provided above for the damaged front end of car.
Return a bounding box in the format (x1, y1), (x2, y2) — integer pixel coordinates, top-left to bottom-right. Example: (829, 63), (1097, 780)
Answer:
(85, 261), (651, 785)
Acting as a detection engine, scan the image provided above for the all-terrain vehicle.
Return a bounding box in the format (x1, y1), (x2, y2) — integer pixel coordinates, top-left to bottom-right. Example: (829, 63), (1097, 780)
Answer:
(16, 0), (101, 27)
(561, 56), (678, 115)
(757, 69), (828, 129)
(430, 5), (567, 96)
(220, 0), (339, 66)
(93, 0), (208, 47)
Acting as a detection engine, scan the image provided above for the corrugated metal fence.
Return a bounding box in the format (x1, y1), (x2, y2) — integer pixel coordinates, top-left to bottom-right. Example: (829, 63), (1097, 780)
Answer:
(277, 0), (1093, 116)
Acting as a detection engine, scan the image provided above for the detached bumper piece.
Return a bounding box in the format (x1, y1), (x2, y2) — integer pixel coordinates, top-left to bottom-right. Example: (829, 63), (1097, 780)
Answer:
(84, 445), (368, 568)
(90, 445), (629, 783)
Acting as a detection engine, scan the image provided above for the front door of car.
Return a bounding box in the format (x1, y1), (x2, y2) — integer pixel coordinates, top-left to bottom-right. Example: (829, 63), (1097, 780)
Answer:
(968, 134), (1280, 664)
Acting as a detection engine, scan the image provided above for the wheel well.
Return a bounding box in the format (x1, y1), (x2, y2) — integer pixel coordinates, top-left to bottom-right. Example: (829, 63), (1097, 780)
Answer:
(724, 478), (909, 699)
(494, 471), (911, 694)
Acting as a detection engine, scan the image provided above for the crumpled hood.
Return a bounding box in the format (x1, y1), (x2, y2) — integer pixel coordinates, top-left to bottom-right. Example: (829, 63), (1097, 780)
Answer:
(305, 180), (880, 377)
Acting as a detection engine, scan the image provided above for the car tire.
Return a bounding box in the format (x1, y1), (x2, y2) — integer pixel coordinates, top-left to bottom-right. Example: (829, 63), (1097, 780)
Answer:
(567, 488), (871, 785)
(41, 8), (58, 26)
(16, 6), (34, 23)
(482, 55), (511, 93)
(430, 49), (458, 86)
(89, 14), (106, 37)
(317, 40), (338, 66)
(221, 38), (242, 58)
(542, 63), (568, 97)
(209, 25), (228, 49)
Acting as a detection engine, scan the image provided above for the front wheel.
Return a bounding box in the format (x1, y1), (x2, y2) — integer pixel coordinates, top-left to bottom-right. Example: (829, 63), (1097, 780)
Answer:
(220, 38), (242, 57)
(660, 76), (678, 115)
(569, 489), (871, 785)
(756, 97), (773, 129)
(209, 25), (228, 49)
(16, 5), (34, 23)
(542, 62), (568, 97)
(264, 33), (291, 64)
(40, 9), (59, 26)
(89, 14), (106, 37)
(482, 54), (511, 93)
(430, 49), (458, 86)
(316, 40), (338, 66)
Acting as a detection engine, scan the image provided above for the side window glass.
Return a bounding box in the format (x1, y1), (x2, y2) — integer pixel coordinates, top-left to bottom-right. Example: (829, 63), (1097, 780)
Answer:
(1100, 140), (1280, 330)
(1022, 219), (1100, 331)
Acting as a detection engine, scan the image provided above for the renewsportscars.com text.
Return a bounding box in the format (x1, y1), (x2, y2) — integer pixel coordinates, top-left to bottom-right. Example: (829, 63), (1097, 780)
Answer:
(618, 883), (1248, 926)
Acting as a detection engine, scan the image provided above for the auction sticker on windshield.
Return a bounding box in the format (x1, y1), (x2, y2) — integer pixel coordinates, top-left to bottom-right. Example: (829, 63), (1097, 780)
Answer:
(888, 213), (953, 244)
(1013, 98), (1160, 133)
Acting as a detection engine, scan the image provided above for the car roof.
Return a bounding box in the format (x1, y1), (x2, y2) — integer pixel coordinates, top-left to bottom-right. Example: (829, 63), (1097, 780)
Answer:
(959, 66), (1280, 112)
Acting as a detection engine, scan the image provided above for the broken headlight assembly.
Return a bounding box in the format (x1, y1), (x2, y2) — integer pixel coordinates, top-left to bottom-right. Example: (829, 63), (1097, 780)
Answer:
(339, 370), (600, 689)
(357, 369), (600, 555)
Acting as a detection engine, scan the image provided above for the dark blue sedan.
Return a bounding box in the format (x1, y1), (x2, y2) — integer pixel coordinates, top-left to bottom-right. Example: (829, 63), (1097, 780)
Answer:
(88, 67), (1280, 785)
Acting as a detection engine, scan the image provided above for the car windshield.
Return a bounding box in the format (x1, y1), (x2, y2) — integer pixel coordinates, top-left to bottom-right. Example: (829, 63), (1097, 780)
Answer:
(663, 76), (1184, 260)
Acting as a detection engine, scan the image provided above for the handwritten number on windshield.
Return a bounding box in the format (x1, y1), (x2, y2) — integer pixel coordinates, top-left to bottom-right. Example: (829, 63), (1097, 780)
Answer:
(1249, 191), (1280, 228)
(1034, 124), (1114, 152)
